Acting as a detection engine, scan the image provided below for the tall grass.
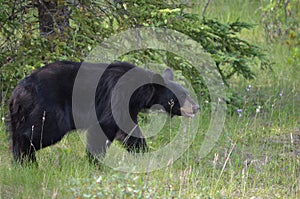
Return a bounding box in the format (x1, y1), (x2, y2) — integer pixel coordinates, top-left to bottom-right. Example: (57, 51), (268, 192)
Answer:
(0, 0), (299, 198)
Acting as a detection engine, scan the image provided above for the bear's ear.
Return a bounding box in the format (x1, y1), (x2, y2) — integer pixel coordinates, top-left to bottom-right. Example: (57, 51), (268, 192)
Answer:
(152, 73), (165, 85)
(163, 68), (174, 81)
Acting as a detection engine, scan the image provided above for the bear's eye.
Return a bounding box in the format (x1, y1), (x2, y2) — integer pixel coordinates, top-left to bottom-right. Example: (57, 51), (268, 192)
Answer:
(168, 99), (175, 107)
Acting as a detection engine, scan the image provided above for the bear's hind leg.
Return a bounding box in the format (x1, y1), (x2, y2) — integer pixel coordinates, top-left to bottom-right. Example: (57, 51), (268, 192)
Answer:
(12, 134), (37, 164)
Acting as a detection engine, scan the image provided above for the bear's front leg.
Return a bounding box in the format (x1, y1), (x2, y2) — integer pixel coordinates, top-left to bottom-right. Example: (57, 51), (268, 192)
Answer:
(86, 125), (112, 161)
(116, 127), (148, 153)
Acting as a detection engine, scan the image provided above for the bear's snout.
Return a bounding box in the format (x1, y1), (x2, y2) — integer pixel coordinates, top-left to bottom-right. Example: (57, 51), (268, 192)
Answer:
(192, 104), (200, 114)
(180, 98), (199, 118)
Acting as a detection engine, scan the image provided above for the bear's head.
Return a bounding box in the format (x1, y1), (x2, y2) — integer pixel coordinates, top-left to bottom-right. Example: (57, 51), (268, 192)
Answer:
(153, 68), (200, 118)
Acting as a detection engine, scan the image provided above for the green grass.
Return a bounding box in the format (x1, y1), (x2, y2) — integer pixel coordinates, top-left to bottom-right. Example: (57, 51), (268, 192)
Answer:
(1, 1), (300, 198)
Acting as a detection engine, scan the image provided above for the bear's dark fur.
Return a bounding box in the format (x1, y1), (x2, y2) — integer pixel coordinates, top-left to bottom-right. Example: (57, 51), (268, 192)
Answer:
(7, 61), (199, 163)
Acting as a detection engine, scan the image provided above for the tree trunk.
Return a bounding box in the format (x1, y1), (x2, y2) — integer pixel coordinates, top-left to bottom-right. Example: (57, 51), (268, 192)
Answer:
(37, 0), (70, 36)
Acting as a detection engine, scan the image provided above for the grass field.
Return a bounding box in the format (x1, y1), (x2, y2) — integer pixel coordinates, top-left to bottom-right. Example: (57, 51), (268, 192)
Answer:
(1, 1), (299, 198)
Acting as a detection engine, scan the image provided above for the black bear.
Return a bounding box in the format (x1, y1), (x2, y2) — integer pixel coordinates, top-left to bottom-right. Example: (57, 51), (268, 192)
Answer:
(7, 61), (199, 163)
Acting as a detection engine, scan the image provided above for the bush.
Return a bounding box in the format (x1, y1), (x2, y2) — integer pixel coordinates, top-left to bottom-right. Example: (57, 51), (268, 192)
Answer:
(261, 0), (300, 63)
(1, 0), (271, 109)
